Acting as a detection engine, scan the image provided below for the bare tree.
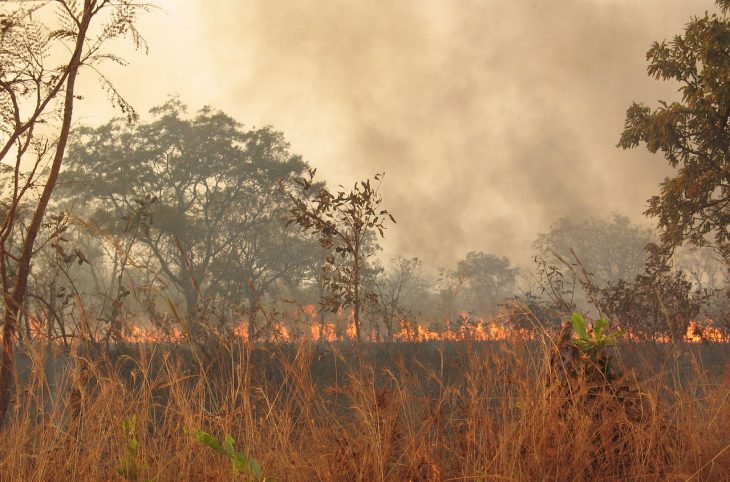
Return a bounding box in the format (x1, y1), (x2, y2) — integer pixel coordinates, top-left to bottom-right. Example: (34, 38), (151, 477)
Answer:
(0, 0), (148, 421)
(374, 256), (422, 342)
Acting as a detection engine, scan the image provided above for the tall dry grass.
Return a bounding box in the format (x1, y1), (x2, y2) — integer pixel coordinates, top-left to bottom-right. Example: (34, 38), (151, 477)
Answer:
(0, 336), (728, 481)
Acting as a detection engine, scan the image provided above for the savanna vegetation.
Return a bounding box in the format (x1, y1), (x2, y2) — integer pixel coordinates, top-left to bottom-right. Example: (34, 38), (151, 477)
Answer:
(0, 0), (728, 480)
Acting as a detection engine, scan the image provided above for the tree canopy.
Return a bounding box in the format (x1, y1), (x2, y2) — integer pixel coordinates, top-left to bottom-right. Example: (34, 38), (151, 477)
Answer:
(281, 170), (394, 341)
(618, 1), (730, 262)
(437, 251), (517, 317)
(0, 0), (149, 423)
(61, 99), (316, 337)
(534, 214), (654, 287)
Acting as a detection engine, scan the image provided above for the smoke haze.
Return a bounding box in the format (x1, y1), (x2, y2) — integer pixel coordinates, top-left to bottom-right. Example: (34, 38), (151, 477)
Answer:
(75, 0), (718, 271)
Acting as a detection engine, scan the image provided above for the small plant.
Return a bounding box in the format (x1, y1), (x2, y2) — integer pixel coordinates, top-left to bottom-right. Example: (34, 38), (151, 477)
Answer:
(571, 312), (622, 377)
(117, 415), (153, 482)
(192, 430), (266, 480)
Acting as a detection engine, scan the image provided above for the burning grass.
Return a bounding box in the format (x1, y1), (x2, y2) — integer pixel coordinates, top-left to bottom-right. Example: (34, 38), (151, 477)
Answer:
(0, 334), (729, 481)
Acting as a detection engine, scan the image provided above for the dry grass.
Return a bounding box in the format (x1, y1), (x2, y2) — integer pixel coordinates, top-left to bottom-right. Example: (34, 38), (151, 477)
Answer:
(0, 336), (728, 481)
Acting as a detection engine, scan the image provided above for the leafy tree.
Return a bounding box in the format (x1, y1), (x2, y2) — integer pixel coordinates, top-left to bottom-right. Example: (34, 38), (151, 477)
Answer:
(501, 292), (565, 335)
(282, 170), (395, 342)
(438, 251), (518, 318)
(598, 258), (705, 342)
(454, 251), (518, 315)
(433, 266), (468, 330)
(0, 0), (148, 422)
(534, 214), (654, 287)
(618, 0), (730, 262)
(61, 99), (315, 340)
(213, 211), (319, 341)
(674, 245), (728, 293)
(673, 245), (729, 333)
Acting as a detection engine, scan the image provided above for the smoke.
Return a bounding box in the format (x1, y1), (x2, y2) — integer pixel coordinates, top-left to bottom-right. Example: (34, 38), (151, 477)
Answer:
(78, 0), (717, 271)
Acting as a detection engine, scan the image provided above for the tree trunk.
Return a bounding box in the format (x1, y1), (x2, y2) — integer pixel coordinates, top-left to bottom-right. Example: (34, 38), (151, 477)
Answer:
(247, 294), (259, 342)
(183, 285), (199, 320)
(0, 1), (93, 423)
(385, 313), (393, 343)
(318, 307), (326, 343)
(353, 247), (361, 342)
(183, 284), (205, 344)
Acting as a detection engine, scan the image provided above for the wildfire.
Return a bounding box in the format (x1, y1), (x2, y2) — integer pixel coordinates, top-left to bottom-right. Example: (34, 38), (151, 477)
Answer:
(310, 322), (337, 342)
(123, 325), (184, 344)
(684, 319), (728, 343)
(5, 309), (728, 345)
(393, 312), (515, 343)
(84, 315), (727, 345)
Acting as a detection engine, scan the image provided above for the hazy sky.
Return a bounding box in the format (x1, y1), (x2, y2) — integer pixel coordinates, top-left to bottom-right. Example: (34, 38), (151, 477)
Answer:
(75, 0), (718, 272)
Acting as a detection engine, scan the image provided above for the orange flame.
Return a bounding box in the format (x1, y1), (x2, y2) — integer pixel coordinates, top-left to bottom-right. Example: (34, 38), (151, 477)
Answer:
(685, 319), (727, 343)
(122, 324), (184, 343)
(4, 310), (727, 345)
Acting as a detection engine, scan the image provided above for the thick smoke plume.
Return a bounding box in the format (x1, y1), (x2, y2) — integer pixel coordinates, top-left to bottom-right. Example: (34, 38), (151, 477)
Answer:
(78, 0), (716, 271)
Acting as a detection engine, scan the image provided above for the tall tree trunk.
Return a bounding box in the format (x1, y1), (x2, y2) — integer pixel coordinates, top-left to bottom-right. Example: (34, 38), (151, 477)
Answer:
(183, 284), (205, 344)
(183, 284), (199, 320)
(385, 313), (393, 343)
(247, 293), (259, 342)
(317, 281), (326, 343)
(318, 307), (326, 343)
(353, 301), (361, 342)
(353, 247), (361, 342)
(0, 1), (93, 423)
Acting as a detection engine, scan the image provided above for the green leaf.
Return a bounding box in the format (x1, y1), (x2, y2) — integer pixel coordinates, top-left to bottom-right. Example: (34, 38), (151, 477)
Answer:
(571, 312), (588, 340)
(193, 431), (224, 454)
(248, 457), (263, 478)
(574, 339), (592, 353)
(128, 438), (139, 453)
(232, 452), (249, 475)
(223, 434), (236, 458)
(122, 415), (137, 435)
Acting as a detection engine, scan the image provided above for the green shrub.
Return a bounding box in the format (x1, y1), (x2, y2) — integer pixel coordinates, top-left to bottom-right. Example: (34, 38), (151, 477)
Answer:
(192, 430), (267, 480)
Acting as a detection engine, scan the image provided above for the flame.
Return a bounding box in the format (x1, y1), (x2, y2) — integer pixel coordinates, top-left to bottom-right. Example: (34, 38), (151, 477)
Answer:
(300, 304), (337, 342)
(310, 321), (337, 342)
(233, 322), (248, 341)
(392, 314), (515, 343)
(345, 320), (358, 340)
(4, 310), (727, 345)
(685, 319), (727, 343)
(123, 324), (184, 343)
(231, 321), (290, 342)
(113, 316), (727, 344)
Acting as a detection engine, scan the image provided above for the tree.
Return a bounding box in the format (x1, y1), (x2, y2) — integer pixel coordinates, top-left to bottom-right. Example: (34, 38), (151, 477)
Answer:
(673, 245), (729, 333)
(282, 170), (395, 342)
(618, 0), (730, 262)
(213, 211), (319, 341)
(598, 259), (704, 342)
(373, 256), (423, 342)
(454, 251), (518, 315)
(61, 99), (315, 341)
(534, 214), (654, 287)
(0, 0), (148, 422)
(674, 245), (728, 293)
(434, 252), (517, 330)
